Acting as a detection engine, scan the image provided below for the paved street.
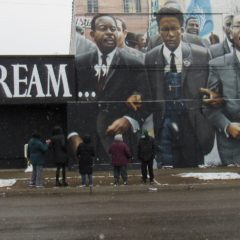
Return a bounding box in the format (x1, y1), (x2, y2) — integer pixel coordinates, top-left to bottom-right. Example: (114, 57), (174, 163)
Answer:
(1, 187), (240, 240)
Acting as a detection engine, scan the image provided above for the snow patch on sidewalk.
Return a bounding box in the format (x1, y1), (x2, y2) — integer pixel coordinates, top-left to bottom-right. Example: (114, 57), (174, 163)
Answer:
(0, 179), (16, 187)
(25, 165), (33, 173)
(177, 172), (240, 180)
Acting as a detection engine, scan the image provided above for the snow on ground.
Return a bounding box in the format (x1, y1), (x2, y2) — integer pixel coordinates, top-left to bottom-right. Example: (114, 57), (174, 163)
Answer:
(0, 179), (16, 187)
(177, 172), (240, 180)
(25, 165), (33, 173)
(1, 172), (240, 188)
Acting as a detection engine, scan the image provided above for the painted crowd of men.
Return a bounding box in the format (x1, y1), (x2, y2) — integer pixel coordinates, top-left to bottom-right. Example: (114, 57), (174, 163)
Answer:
(74, 5), (240, 168)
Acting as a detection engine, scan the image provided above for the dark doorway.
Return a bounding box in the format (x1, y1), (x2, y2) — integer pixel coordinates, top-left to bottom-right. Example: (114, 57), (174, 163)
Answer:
(0, 104), (67, 168)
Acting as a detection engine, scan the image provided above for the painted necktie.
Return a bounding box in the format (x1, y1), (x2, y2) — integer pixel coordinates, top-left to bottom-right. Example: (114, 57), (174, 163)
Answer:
(98, 54), (108, 91)
(170, 52), (177, 73)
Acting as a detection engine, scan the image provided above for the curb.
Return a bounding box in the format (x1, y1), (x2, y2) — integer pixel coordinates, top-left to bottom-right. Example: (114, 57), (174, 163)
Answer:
(1, 181), (239, 197)
(1, 168), (240, 196)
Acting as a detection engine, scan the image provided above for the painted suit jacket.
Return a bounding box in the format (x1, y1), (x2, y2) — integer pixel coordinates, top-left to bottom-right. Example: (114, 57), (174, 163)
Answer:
(205, 51), (240, 133)
(74, 47), (151, 136)
(209, 38), (231, 59)
(145, 42), (214, 155)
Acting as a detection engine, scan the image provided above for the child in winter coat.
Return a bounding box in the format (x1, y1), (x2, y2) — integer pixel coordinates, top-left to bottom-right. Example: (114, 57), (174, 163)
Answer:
(76, 135), (95, 187)
(108, 134), (131, 185)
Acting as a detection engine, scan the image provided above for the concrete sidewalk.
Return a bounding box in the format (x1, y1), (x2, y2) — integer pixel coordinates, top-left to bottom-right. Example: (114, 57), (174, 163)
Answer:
(0, 167), (240, 196)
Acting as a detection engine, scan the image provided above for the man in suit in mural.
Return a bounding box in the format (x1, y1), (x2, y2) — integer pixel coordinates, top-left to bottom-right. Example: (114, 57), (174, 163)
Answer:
(185, 16), (210, 48)
(185, 16), (200, 36)
(200, 15), (233, 166)
(204, 13), (240, 166)
(147, 1), (210, 51)
(145, 7), (214, 168)
(209, 14), (234, 59)
(75, 14), (150, 162)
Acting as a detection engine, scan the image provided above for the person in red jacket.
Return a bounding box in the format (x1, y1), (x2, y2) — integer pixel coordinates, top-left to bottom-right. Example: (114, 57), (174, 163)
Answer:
(108, 134), (131, 186)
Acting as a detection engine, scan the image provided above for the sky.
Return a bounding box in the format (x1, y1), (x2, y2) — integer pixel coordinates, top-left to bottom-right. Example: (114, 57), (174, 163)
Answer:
(0, 0), (73, 55)
(0, 0), (236, 55)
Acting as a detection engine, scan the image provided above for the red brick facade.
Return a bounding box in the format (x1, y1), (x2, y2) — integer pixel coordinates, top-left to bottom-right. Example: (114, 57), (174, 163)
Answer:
(73, 0), (150, 36)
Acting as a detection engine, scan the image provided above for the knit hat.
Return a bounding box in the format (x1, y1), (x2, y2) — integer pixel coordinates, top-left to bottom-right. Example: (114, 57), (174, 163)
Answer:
(114, 134), (123, 141)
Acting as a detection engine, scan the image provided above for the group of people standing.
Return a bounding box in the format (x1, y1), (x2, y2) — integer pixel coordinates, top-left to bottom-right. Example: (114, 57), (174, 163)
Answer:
(27, 126), (156, 188)
(27, 126), (95, 188)
(27, 126), (69, 188)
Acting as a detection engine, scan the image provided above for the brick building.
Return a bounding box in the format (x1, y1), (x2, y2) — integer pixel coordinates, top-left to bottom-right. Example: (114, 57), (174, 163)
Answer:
(75, 0), (149, 32)
(70, 0), (151, 53)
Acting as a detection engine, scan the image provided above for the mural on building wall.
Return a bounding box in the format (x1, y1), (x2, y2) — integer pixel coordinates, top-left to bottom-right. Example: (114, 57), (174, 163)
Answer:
(3, 0), (240, 169)
(71, 0), (240, 168)
(3, 0), (240, 168)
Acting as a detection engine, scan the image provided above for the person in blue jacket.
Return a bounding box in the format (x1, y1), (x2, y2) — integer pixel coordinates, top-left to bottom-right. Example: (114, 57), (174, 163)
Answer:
(27, 131), (50, 188)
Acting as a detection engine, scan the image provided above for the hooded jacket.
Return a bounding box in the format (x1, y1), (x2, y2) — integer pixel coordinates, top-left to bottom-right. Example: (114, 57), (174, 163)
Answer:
(108, 140), (131, 166)
(27, 137), (48, 166)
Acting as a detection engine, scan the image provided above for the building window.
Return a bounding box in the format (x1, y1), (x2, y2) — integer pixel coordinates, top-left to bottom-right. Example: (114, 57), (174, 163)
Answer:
(123, 0), (141, 13)
(87, 0), (98, 13)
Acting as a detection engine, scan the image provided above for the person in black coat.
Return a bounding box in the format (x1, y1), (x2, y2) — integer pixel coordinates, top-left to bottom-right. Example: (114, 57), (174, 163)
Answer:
(138, 130), (156, 184)
(50, 126), (68, 187)
(77, 135), (95, 187)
